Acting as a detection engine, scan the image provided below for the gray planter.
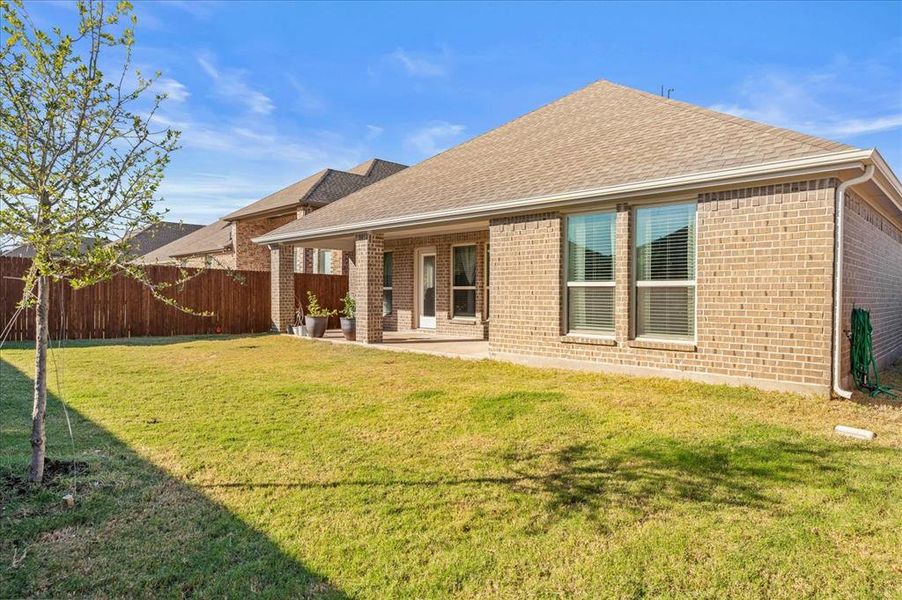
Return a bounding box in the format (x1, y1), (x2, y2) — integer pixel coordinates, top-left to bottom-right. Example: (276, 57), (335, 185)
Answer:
(340, 317), (356, 341)
(304, 315), (328, 338)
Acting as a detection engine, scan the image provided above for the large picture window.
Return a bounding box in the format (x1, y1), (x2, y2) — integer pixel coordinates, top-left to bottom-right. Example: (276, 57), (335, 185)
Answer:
(383, 252), (393, 316)
(452, 245), (477, 318)
(635, 202), (696, 340)
(566, 212), (616, 334)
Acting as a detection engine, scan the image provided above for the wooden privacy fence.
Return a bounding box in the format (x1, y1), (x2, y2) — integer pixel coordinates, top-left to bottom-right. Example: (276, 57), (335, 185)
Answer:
(0, 257), (348, 341)
(294, 273), (347, 330)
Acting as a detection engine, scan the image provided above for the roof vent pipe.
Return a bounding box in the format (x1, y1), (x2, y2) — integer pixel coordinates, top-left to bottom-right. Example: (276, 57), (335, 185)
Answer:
(832, 164), (875, 399)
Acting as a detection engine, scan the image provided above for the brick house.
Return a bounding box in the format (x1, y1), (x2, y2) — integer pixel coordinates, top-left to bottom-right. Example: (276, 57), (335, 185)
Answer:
(142, 158), (406, 271)
(256, 81), (902, 397)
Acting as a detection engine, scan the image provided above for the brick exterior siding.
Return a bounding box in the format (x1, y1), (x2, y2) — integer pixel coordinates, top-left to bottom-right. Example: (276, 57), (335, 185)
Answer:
(178, 251), (236, 269)
(270, 245), (295, 332)
(383, 231), (489, 339)
(349, 233), (384, 343)
(841, 189), (902, 385)
(488, 179), (839, 394)
(232, 214), (297, 271)
(299, 174), (900, 396)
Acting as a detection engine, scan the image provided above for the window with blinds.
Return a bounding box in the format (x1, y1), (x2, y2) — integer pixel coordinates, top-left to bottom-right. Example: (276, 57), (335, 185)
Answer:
(566, 212), (615, 334)
(635, 202), (696, 340)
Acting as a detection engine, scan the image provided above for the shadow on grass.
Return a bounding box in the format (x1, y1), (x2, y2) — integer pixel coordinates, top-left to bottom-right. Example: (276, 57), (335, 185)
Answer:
(0, 332), (273, 351)
(0, 359), (346, 599)
(196, 433), (892, 534)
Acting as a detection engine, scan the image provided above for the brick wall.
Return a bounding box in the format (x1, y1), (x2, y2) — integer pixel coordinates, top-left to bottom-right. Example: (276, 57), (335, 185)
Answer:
(178, 251), (236, 270)
(384, 230), (488, 338)
(489, 179), (839, 394)
(232, 214), (297, 271)
(841, 189), (902, 384)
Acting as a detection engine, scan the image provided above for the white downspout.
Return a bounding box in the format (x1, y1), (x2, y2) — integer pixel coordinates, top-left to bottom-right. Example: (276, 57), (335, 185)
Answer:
(832, 164), (875, 399)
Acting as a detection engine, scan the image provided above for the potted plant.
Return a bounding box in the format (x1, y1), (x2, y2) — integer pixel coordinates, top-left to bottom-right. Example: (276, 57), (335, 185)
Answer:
(304, 291), (335, 338)
(290, 305), (306, 336)
(339, 292), (356, 341)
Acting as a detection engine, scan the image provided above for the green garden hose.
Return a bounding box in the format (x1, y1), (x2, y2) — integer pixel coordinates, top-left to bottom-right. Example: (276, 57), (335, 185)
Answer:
(849, 307), (896, 398)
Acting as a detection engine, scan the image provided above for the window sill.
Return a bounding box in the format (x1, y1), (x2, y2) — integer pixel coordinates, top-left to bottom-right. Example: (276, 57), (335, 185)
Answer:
(627, 339), (697, 352)
(449, 317), (478, 324)
(560, 334), (616, 347)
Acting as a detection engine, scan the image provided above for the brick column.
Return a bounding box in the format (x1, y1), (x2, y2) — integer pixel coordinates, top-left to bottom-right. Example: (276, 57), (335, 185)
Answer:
(615, 203), (632, 343)
(349, 233), (383, 343)
(270, 244), (295, 333)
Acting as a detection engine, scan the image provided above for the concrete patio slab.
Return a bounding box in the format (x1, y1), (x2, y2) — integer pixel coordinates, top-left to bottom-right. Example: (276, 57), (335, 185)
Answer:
(291, 329), (489, 360)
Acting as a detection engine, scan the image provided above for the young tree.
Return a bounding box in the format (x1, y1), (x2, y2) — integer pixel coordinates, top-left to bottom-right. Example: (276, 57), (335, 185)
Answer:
(0, 0), (180, 483)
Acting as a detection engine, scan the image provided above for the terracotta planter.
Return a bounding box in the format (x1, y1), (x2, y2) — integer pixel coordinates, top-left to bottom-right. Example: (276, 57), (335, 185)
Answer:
(340, 317), (356, 341)
(304, 315), (328, 338)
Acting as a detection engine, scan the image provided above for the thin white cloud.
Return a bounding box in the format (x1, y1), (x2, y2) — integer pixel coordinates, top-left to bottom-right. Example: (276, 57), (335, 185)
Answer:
(404, 121), (465, 157)
(386, 47), (452, 78)
(158, 0), (219, 19)
(710, 64), (902, 140)
(151, 113), (360, 164)
(149, 108), (370, 221)
(197, 52), (274, 115)
(286, 76), (326, 113)
(366, 124), (385, 140)
(157, 172), (268, 220)
(155, 77), (189, 102)
(812, 114), (902, 137)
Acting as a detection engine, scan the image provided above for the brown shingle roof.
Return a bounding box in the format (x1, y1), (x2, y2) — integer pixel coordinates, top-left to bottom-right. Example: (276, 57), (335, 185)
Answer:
(140, 220), (232, 263)
(223, 158), (407, 221)
(119, 221), (204, 257)
(261, 80), (854, 240)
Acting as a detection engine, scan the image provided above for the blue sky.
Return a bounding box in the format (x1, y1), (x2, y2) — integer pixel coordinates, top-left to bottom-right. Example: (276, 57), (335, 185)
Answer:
(30, 0), (902, 224)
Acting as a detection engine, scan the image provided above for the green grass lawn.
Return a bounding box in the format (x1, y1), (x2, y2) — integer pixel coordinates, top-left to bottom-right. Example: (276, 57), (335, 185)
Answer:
(1, 335), (900, 598)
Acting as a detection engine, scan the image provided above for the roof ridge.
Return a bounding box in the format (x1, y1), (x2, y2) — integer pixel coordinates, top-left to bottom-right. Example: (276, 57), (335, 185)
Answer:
(385, 79), (606, 172)
(599, 80), (850, 152)
(301, 168), (341, 202)
(263, 169), (331, 203)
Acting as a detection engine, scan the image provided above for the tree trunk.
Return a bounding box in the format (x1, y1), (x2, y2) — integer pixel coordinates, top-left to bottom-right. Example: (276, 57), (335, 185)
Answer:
(28, 276), (49, 484)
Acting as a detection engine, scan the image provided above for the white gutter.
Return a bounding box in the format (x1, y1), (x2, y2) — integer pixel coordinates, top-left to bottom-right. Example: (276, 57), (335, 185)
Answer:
(832, 164), (875, 399)
(254, 149), (875, 245)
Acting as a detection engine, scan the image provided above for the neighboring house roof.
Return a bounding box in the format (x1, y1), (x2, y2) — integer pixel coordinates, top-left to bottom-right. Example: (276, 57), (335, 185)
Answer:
(223, 158), (407, 221)
(141, 220), (232, 263)
(258, 80), (864, 243)
(2, 237), (106, 258)
(118, 221), (204, 257)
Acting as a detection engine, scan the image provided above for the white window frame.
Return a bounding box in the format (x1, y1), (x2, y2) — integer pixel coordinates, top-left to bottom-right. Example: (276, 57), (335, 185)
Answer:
(450, 243), (478, 320)
(383, 251), (393, 317)
(564, 210), (617, 338)
(631, 200), (698, 343)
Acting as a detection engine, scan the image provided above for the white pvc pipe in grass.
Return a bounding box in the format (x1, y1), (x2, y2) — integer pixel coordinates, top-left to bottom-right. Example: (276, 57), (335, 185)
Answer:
(834, 425), (876, 441)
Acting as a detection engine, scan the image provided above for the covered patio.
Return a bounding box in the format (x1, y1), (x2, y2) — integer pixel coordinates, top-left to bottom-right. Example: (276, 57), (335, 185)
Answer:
(265, 220), (491, 346)
(301, 329), (489, 360)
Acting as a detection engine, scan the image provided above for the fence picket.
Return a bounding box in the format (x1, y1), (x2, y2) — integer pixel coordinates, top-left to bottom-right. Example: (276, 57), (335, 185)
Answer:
(0, 257), (349, 341)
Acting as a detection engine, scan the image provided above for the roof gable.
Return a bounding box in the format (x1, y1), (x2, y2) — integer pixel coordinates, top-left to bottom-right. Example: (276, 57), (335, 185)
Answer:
(223, 158), (408, 221)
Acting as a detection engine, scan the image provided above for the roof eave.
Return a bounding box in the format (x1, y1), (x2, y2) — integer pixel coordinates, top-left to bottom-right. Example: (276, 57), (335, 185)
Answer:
(255, 149), (889, 245)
